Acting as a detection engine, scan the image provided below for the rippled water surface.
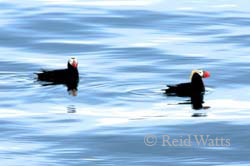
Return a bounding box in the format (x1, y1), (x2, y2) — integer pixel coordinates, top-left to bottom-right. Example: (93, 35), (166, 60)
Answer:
(0, 0), (250, 165)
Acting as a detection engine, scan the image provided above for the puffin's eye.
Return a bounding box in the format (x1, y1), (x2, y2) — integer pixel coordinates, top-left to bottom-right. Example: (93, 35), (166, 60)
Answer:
(199, 71), (203, 76)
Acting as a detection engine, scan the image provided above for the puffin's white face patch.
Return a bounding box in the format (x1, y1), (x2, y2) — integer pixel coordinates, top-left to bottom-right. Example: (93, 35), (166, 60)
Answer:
(190, 70), (204, 79)
(197, 70), (204, 77)
(69, 57), (78, 67)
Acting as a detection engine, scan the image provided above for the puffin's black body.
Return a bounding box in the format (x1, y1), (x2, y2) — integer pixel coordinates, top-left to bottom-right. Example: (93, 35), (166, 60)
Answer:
(165, 73), (205, 97)
(36, 58), (79, 94)
(191, 92), (204, 110)
(164, 70), (210, 110)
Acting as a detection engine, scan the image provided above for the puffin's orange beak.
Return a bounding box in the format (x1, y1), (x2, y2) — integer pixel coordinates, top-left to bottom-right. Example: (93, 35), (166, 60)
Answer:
(203, 71), (210, 78)
(72, 61), (78, 68)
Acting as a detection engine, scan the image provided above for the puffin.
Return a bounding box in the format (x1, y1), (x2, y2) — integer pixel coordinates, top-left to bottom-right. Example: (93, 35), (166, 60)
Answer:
(164, 70), (210, 97)
(36, 57), (79, 96)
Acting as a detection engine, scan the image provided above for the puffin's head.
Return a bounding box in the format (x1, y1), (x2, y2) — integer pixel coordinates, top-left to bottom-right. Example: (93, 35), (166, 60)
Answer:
(190, 70), (210, 80)
(68, 57), (78, 69)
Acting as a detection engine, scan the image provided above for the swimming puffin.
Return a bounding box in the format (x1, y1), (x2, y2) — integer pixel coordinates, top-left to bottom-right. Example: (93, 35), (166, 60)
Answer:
(164, 70), (210, 97)
(36, 57), (79, 95)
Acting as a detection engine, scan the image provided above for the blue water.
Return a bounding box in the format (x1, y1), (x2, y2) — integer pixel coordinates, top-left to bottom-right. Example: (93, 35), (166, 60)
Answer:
(0, 0), (250, 165)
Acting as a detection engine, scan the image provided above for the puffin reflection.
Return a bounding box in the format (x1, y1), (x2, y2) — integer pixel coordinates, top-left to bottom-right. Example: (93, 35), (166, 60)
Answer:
(67, 105), (76, 113)
(36, 57), (79, 96)
(192, 113), (207, 117)
(167, 92), (210, 110)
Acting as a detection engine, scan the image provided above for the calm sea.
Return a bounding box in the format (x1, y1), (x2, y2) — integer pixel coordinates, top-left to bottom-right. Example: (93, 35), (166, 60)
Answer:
(0, 0), (250, 165)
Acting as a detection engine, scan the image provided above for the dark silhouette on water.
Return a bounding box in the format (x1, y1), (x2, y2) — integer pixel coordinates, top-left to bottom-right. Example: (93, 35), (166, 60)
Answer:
(191, 92), (210, 116)
(164, 70), (210, 97)
(170, 93), (206, 110)
(164, 70), (210, 110)
(67, 105), (76, 113)
(191, 92), (204, 110)
(36, 57), (79, 96)
(192, 113), (207, 117)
